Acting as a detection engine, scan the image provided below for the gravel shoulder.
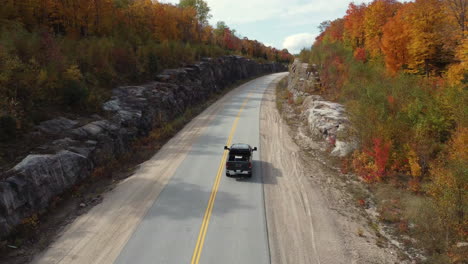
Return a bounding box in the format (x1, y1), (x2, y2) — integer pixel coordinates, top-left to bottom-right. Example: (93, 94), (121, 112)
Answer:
(260, 77), (404, 264)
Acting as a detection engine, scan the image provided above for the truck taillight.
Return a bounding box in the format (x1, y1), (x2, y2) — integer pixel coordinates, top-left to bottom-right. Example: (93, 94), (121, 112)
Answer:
(226, 162), (229, 168)
(249, 162), (252, 168)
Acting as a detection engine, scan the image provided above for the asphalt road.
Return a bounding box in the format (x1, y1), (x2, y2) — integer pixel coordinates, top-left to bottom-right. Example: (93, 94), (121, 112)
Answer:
(115, 73), (285, 264)
(34, 72), (288, 264)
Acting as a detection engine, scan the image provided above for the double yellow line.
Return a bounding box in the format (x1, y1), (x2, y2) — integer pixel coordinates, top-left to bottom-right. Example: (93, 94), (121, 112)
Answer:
(190, 93), (252, 264)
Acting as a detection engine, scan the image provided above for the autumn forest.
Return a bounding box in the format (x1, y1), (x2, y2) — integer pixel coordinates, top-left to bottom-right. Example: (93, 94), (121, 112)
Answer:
(299, 0), (466, 261)
(0, 0), (293, 140)
(0, 0), (466, 262)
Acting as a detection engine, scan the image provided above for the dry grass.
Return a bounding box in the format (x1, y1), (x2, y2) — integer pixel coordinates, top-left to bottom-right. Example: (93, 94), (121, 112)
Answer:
(373, 183), (456, 263)
(357, 227), (365, 237)
(295, 96), (305, 105)
(275, 76), (289, 113)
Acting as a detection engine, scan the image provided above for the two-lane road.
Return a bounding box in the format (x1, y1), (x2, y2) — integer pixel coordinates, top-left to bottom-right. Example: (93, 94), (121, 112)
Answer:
(116, 74), (282, 264)
(35, 72), (288, 264)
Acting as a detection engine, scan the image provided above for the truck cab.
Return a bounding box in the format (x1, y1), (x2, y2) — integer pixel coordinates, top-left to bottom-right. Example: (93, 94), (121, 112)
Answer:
(224, 143), (257, 178)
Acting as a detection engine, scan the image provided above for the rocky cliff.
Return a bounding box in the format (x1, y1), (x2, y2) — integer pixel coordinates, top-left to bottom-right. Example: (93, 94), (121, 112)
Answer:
(287, 59), (356, 157)
(0, 56), (286, 237)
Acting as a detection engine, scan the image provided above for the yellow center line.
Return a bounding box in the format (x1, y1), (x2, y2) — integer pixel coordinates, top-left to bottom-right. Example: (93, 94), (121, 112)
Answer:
(191, 93), (252, 264)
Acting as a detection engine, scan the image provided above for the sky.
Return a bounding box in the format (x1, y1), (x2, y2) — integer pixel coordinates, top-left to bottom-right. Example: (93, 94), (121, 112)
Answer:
(160, 0), (372, 54)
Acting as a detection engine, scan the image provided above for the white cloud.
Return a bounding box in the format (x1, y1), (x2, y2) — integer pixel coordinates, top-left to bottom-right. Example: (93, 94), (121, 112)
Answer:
(282, 33), (316, 54)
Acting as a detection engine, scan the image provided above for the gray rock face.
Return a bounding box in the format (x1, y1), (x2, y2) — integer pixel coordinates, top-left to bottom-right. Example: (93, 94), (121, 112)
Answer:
(0, 151), (92, 235)
(287, 59), (357, 157)
(302, 96), (357, 157)
(37, 117), (79, 135)
(0, 56), (286, 238)
(288, 59), (321, 98)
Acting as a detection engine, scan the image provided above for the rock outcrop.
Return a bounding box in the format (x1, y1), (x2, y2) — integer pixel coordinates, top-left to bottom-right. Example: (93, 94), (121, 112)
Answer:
(0, 56), (286, 237)
(287, 59), (357, 157)
(288, 59), (321, 97)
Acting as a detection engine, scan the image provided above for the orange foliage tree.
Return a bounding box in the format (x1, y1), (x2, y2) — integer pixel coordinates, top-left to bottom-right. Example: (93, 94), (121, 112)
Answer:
(363, 0), (401, 58)
(342, 0), (461, 76)
(344, 3), (367, 48)
(322, 19), (345, 43)
(381, 6), (411, 75)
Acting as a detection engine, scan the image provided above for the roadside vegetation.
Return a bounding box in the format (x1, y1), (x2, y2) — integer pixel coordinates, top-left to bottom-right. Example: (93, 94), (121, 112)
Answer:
(0, 0), (293, 145)
(298, 0), (466, 262)
(275, 77), (289, 113)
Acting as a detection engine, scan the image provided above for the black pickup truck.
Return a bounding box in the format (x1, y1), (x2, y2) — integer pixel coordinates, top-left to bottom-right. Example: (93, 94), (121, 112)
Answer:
(224, 143), (257, 178)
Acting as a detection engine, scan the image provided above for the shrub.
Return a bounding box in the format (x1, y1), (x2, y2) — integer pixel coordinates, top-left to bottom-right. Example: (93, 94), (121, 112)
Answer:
(61, 80), (89, 107)
(0, 115), (17, 142)
(370, 138), (392, 180)
(352, 150), (377, 182)
(428, 127), (468, 246)
(352, 138), (392, 182)
(295, 96), (305, 105)
(112, 47), (138, 81)
(147, 52), (158, 75)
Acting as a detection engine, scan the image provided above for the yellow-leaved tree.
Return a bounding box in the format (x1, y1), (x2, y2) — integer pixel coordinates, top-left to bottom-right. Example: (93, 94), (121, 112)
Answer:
(446, 38), (468, 87)
(405, 0), (450, 75)
(428, 127), (467, 252)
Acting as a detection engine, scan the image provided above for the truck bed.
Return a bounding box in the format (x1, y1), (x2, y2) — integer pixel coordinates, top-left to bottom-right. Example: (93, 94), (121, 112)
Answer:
(226, 154), (252, 177)
(226, 160), (251, 171)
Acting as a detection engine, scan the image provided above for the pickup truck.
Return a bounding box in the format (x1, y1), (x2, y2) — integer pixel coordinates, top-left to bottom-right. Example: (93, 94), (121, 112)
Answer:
(224, 143), (257, 178)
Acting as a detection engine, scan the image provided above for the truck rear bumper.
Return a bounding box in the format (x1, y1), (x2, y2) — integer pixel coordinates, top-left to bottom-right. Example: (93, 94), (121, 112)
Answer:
(226, 170), (251, 177)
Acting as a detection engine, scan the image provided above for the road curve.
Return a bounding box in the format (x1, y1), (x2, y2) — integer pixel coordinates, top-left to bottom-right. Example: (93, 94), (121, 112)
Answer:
(34, 72), (288, 264)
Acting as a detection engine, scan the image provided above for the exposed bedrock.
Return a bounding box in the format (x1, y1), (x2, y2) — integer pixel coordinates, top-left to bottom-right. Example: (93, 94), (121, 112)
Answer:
(287, 59), (357, 157)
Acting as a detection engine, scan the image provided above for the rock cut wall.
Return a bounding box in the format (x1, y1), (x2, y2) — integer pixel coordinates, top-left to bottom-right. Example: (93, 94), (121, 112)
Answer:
(287, 59), (357, 157)
(0, 56), (286, 237)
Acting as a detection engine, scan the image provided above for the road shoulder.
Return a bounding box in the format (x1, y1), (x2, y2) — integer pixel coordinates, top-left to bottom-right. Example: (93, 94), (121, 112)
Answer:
(260, 76), (402, 264)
